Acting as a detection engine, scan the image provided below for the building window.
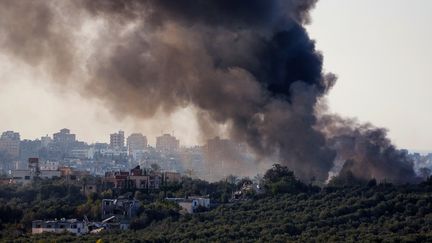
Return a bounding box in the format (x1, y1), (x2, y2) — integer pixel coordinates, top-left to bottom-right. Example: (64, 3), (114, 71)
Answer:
(24, 176), (30, 180)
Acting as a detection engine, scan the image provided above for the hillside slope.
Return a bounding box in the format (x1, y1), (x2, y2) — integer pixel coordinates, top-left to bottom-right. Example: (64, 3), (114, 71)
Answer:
(14, 181), (432, 242)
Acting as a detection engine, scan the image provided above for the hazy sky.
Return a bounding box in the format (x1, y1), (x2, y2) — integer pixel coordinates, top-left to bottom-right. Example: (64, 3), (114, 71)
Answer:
(307, 0), (432, 151)
(0, 1), (431, 149)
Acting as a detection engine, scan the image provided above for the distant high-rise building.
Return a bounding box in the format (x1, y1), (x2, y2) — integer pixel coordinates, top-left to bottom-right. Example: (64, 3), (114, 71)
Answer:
(127, 133), (147, 153)
(0, 131), (20, 158)
(156, 134), (179, 153)
(51, 129), (77, 157)
(110, 131), (125, 149)
(206, 136), (233, 162)
(40, 135), (52, 148)
(19, 139), (42, 166)
(53, 129), (76, 144)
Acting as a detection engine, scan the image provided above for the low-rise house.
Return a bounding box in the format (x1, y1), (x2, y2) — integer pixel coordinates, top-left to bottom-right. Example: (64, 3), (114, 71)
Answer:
(32, 219), (88, 235)
(102, 198), (141, 219)
(104, 171), (130, 188)
(166, 196), (211, 214)
(103, 166), (180, 190)
(11, 169), (61, 185)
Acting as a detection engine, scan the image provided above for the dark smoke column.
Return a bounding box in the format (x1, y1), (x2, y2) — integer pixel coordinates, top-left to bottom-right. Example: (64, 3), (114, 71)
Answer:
(0, 0), (417, 183)
(80, 0), (337, 182)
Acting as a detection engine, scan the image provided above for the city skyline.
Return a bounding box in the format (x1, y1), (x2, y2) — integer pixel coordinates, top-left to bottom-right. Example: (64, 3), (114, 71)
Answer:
(0, 128), (190, 148)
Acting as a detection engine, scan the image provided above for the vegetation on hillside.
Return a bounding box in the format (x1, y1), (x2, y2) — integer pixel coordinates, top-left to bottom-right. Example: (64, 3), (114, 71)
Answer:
(1, 165), (432, 242)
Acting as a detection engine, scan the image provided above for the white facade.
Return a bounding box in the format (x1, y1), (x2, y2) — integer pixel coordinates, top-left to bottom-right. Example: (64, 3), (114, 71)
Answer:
(32, 219), (88, 235)
(100, 148), (128, 157)
(40, 161), (59, 171)
(11, 170), (32, 185)
(71, 147), (95, 159)
(167, 197), (210, 214)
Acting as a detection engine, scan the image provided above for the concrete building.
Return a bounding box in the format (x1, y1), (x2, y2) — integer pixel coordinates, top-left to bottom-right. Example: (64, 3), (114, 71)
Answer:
(127, 133), (147, 156)
(101, 198), (141, 229)
(156, 134), (179, 153)
(166, 197), (210, 214)
(58, 166), (90, 181)
(206, 136), (234, 162)
(39, 161), (59, 171)
(53, 129), (76, 144)
(11, 158), (61, 185)
(11, 169), (61, 185)
(40, 135), (53, 148)
(32, 219), (88, 235)
(128, 166), (150, 189)
(110, 131), (125, 149)
(104, 171), (130, 189)
(19, 139), (41, 167)
(70, 147), (95, 159)
(0, 131), (20, 158)
(52, 129), (77, 156)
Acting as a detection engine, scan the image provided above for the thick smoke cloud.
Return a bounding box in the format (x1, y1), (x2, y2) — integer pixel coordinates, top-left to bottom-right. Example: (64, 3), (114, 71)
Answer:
(318, 115), (417, 183)
(0, 0), (417, 183)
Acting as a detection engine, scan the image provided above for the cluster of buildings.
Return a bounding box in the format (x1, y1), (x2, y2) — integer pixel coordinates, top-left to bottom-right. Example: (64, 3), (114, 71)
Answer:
(31, 197), (142, 235)
(0, 129), (186, 177)
(0, 128), (262, 181)
(31, 193), (212, 236)
(32, 194), (210, 235)
(8, 158), (89, 185)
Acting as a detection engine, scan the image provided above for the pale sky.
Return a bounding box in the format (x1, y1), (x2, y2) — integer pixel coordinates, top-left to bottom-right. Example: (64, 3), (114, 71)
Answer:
(0, 1), (431, 149)
(307, 0), (432, 151)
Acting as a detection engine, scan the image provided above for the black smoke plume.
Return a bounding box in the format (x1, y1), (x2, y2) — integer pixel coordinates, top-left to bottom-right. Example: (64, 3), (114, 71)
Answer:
(0, 0), (417, 183)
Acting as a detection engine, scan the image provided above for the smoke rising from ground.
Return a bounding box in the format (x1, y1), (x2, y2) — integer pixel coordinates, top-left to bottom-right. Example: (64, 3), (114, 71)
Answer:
(0, 0), (417, 183)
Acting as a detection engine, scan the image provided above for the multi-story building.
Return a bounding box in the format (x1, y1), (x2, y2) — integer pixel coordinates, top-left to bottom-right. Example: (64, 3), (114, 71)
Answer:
(206, 136), (234, 162)
(110, 131), (125, 149)
(0, 131), (20, 158)
(53, 129), (76, 144)
(12, 168), (61, 185)
(156, 134), (179, 153)
(40, 135), (53, 148)
(127, 133), (147, 155)
(11, 158), (61, 185)
(70, 147), (95, 159)
(19, 139), (42, 167)
(103, 166), (181, 190)
(51, 129), (77, 157)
